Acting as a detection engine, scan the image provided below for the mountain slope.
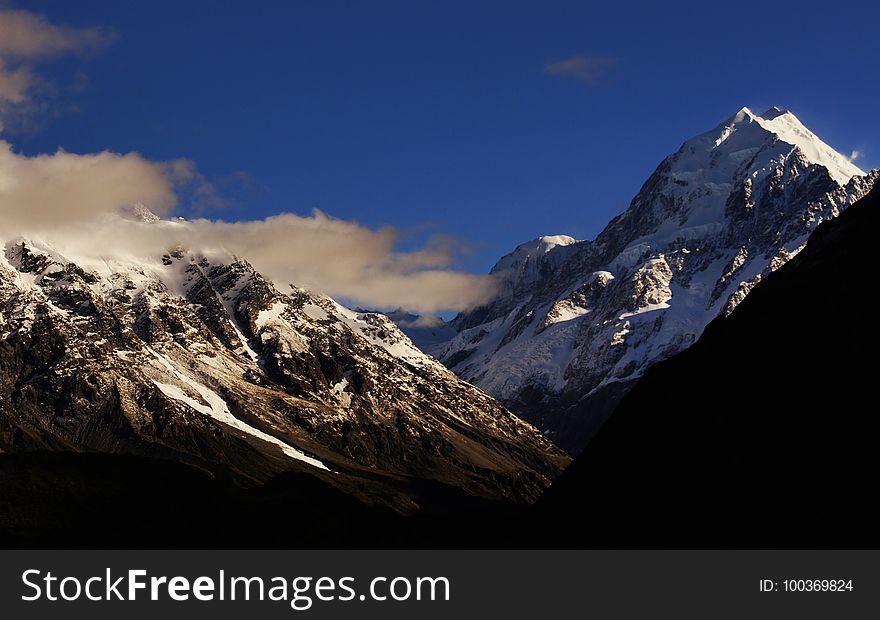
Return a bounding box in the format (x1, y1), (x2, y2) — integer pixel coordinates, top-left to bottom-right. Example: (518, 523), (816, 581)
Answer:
(7, 175), (874, 551)
(536, 183), (880, 547)
(0, 232), (568, 509)
(432, 107), (877, 453)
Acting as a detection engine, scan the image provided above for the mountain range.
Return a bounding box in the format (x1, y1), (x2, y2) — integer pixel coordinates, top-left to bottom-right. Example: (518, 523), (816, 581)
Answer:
(4, 182), (877, 548)
(0, 231), (568, 513)
(426, 107), (877, 453)
(1, 105), (876, 547)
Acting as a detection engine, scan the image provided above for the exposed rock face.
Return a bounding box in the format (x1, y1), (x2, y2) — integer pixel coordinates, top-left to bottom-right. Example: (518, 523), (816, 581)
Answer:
(0, 239), (568, 508)
(430, 107), (877, 453)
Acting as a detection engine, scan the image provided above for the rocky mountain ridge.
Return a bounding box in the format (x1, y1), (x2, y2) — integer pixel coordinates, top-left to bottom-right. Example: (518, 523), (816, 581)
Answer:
(0, 232), (568, 509)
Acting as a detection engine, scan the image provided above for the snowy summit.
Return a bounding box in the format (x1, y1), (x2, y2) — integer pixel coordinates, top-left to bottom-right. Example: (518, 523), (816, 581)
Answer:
(430, 106), (876, 452)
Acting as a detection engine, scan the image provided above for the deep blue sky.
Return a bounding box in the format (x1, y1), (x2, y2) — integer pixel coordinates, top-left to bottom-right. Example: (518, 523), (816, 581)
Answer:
(12, 0), (879, 274)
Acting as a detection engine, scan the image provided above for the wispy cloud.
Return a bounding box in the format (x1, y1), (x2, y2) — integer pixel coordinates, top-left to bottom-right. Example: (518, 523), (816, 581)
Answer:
(849, 149), (862, 162)
(544, 54), (613, 83)
(0, 8), (114, 131)
(0, 9), (113, 59)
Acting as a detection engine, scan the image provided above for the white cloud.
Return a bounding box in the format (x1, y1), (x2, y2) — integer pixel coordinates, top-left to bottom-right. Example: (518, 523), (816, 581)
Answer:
(849, 150), (862, 162)
(0, 142), (495, 313)
(0, 140), (179, 227)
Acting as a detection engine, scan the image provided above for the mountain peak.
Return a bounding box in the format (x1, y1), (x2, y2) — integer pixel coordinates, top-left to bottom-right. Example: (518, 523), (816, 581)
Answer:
(729, 105), (788, 123)
(515, 234), (578, 255)
(118, 202), (161, 223)
(731, 106), (755, 122)
(536, 234), (578, 250)
(435, 107), (876, 454)
(711, 106), (863, 184)
(752, 109), (863, 184)
(490, 235), (577, 275)
(760, 105), (788, 120)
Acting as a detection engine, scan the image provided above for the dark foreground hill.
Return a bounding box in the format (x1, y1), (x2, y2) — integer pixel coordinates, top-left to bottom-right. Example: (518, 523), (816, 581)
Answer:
(536, 183), (880, 548)
(0, 451), (518, 548)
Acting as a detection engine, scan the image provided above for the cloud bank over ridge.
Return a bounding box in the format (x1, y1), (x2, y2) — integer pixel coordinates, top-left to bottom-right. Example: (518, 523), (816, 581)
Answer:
(0, 140), (495, 313)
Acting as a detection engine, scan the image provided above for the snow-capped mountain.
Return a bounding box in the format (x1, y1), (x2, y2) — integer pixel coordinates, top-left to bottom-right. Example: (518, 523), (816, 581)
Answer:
(431, 107), (877, 453)
(0, 228), (568, 508)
